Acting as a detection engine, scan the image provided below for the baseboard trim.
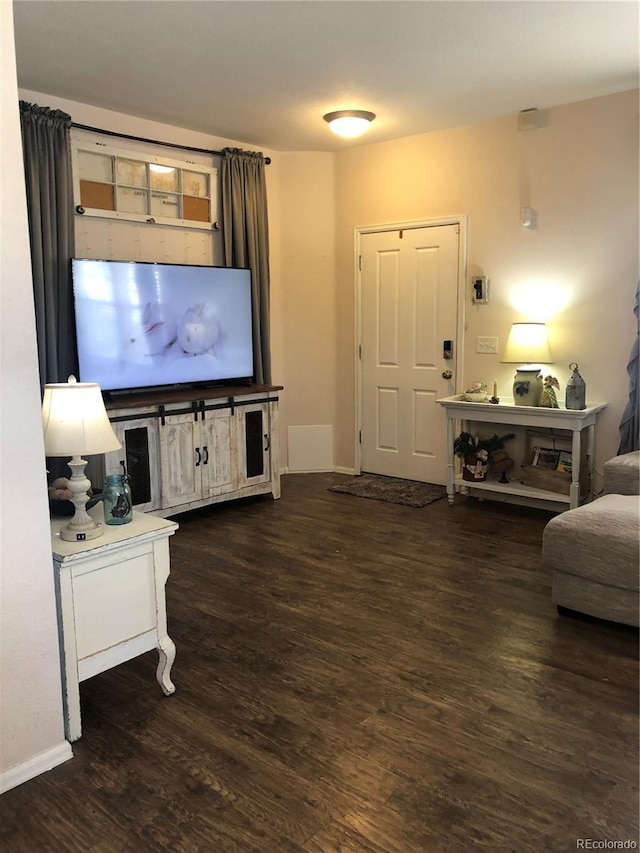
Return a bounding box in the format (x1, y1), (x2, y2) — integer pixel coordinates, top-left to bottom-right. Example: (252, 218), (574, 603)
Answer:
(283, 466), (334, 474)
(0, 741), (73, 794)
(280, 466), (356, 476)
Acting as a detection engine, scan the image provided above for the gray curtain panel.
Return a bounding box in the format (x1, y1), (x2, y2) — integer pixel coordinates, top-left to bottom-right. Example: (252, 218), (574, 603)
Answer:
(618, 281), (640, 454)
(19, 101), (77, 386)
(221, 148), (271, 384)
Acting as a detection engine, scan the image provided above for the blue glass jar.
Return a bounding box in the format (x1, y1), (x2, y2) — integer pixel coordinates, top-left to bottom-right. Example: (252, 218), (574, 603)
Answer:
(103, 473), (133, 525)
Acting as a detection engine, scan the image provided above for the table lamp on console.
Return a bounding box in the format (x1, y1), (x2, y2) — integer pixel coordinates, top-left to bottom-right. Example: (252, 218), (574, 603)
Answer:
(42, 375), (122, 541)
(501, 322), (553, 407)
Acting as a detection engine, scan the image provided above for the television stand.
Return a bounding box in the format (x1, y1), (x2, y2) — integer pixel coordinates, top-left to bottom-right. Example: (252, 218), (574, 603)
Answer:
(103, 384), (282, 516)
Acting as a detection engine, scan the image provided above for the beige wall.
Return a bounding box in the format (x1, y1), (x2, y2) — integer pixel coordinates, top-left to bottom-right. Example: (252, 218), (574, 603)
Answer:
(334, 90), (639, 482)
(268, 152), (336, 465)
(0, 5), (71, 791)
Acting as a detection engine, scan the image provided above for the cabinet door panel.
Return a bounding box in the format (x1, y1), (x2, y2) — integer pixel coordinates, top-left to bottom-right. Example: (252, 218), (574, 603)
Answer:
(237, 403), (270, 487)
(73, 552), (156, 660)
(201, 409), (236, 497)
(105, 416), (161, 512)
(160, 413), (200, 507)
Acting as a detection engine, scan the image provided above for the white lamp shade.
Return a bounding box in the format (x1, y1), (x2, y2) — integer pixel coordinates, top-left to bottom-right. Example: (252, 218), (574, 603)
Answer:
(501, 323), (552, 365)
(42, 376), (121, 457)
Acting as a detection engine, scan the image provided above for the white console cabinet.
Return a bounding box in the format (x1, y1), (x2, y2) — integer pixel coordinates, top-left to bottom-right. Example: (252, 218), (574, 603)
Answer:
(104, 385), (281, 517)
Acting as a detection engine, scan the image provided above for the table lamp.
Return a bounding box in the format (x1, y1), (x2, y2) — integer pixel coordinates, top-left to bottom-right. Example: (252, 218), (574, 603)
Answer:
(501, 323), (552, 406)
(42, 376), (122, 541)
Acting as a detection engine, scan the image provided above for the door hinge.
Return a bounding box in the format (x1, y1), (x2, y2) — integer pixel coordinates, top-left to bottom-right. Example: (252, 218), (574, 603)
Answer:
(359, 344), (362, 358)
(359, 430), (362, 444)
(358, 254), (362, 271)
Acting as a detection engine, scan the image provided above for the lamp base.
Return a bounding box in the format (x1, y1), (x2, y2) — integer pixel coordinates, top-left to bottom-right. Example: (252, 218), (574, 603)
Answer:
(60, 520), (104, 542)
(513, 367), (543, 407)
(59, 455), (105, 542)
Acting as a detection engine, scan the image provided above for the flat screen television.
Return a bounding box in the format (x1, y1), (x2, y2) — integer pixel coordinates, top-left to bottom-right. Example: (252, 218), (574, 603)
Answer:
(72, 259), (254, 395)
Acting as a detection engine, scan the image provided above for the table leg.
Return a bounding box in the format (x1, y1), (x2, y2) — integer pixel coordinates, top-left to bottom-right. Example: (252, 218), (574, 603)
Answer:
(64, 682), (82, 742)
(446, 415), (455, 505)
(156, 635), (176, 695)
(570, 428), (581, 510)
(56, 568), (83, 742)
(586, 423), (596, 500)
(153, 539), (176, 695)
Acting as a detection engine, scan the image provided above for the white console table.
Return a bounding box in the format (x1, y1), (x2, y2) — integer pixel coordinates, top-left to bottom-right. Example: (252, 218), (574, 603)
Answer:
(51, 506), (178, 742)
(437, 396), (607, 510)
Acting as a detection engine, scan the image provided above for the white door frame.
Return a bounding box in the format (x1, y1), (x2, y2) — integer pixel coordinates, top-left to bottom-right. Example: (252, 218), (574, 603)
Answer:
(354, 215), (468, 475)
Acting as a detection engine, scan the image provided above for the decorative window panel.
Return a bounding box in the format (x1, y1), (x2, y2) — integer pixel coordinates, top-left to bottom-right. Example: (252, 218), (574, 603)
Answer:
(72, 141), (218, 231)
(117, 186), (147, 215)
(150, 167), (179, 192)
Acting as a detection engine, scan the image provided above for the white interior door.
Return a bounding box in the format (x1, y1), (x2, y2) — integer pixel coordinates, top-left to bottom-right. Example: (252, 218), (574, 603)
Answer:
(359, 223), (460, 483)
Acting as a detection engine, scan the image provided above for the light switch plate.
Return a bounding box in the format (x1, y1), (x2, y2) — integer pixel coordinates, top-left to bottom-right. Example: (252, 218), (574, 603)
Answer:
(477, 336), (499, 354)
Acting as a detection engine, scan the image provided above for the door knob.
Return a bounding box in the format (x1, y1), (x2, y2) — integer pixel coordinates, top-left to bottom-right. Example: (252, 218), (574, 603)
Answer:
(442, 370), (453, 380)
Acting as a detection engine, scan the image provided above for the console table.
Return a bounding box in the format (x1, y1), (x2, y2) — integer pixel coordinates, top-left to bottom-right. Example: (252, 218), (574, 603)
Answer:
(437, 396), (607, 510)
(51, 506), (178, 742)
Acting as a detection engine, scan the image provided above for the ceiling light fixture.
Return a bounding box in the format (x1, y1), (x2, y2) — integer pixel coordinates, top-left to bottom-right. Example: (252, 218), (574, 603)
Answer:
(323, 110), (376, 138)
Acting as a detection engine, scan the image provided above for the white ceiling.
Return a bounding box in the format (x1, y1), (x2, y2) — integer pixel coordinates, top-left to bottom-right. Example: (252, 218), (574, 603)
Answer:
(12, 0), (639, 152)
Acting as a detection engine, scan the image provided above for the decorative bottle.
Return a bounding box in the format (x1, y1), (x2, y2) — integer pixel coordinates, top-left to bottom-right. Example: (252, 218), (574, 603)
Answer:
(102, 473), (133, 525)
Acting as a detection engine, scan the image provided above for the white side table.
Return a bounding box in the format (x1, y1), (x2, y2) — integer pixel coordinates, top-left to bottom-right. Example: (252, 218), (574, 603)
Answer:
(437, 396), (607, 510)
(51, 506), (178, 742)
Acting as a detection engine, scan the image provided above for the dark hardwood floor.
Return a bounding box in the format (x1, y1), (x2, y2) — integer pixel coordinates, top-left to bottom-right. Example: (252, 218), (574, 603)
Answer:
(2, 473), (638, 852)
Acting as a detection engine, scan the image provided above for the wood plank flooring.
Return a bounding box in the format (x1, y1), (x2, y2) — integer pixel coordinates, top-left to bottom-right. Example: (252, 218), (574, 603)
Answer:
(2, 473), (638, 851)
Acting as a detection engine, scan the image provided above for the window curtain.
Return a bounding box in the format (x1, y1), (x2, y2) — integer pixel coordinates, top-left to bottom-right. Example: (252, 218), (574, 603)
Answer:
(221, 148), (271, 384)
(19, 101), (77, 386)
(618, 281), (640, 454)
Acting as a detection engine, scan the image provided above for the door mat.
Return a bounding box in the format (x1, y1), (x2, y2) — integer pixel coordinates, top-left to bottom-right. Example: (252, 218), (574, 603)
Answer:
(328, 474), (447, 508)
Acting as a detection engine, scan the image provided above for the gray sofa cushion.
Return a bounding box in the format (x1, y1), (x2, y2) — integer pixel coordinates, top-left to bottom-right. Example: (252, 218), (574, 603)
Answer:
(543, 494), (640, 591)
(604, 451), (640, 496)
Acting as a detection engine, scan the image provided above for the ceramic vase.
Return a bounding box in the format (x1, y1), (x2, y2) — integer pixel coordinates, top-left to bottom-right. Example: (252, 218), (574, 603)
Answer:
(512, 368), (543, 407)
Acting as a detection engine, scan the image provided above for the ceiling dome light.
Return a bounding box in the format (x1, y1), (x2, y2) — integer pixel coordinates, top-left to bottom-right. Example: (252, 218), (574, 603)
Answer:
(323, 110), (376, 138)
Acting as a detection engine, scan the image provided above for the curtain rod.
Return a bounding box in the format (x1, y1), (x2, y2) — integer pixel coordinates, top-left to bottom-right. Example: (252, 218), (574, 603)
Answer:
(71, 122), (272, 165)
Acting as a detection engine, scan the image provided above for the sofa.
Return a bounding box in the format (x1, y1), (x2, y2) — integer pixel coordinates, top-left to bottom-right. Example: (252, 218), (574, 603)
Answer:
(543, 451), (640, 627)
